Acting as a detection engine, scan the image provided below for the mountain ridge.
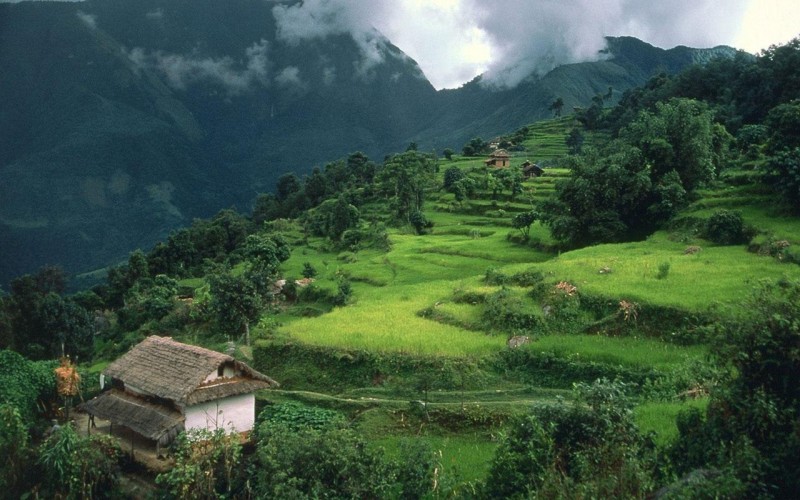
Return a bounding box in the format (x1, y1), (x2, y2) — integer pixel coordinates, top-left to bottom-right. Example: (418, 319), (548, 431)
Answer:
(0, 0), (740, 285)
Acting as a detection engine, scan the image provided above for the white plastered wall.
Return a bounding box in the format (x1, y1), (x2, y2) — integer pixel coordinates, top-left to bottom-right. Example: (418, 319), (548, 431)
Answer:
(184, 393), (255, 434)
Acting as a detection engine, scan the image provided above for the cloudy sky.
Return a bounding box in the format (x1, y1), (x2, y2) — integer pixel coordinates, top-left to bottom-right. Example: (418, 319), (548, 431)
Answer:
(272, 0), (800, 89)
(6, 0), (800, 89)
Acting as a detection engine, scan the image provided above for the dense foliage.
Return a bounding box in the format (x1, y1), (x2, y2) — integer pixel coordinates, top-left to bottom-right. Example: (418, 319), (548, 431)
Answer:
(0, 35), (798, 500)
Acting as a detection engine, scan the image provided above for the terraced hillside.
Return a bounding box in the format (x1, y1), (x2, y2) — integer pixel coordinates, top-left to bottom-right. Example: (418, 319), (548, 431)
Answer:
(210, 119), (800, 486)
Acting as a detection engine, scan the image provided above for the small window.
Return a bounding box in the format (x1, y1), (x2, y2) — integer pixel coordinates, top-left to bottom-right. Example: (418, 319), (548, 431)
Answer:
(217, 365), (224, 377)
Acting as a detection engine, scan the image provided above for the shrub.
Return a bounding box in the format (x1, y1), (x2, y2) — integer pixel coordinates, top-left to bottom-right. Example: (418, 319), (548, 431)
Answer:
(483, 379), (656, 498)
(704, 209), (748, 245)
(657, 261), (671, 279)
(38, 424), (124, 499)
(258, 402), (345, 431)
(156, 428), (244, 499)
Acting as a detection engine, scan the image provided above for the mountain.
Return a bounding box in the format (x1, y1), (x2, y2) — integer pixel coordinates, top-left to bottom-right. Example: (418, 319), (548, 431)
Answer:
(0, 0), (738, 286)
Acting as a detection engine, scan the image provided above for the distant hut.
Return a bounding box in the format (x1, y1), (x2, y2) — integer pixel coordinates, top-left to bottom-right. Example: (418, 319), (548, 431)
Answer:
(82, 336), (278, 451)
(485, 149), (511, 168)
(521, 160), (544, 178)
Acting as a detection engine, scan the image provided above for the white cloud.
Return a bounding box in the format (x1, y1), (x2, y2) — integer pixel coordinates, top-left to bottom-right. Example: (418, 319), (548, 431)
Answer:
(145, 8), (163, 20)
(275, 66), (306, 89)
(76, 10), (97, 29)
(272, 0), (392, 80)
(268, 0), (759, 89)
(125, 40), (272, 94)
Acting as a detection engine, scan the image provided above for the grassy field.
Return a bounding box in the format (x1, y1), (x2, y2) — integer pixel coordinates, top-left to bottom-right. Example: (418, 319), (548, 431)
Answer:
(246, 118), (800, 487)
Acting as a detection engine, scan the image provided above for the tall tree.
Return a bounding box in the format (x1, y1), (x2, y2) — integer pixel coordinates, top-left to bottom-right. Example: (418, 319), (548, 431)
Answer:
(549, 97), (564, 117)
(378, 151), (437, 224)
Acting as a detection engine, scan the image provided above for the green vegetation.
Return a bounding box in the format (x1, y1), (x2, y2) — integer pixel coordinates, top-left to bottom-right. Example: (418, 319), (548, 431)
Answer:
(1, 36), (799, 498)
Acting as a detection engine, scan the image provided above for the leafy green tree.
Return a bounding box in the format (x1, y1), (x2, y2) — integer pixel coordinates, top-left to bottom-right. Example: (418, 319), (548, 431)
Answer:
(462, 137), (487, 156)
(763, 101), (800, 210)
(704, 209), (748, 245)
(303, 167), (328, 206)
(766, 148), (800, 211)
(38, 293), (93, 359)
(621, 98), (719, 191)
(540, 145), (653, 246)
(670, 279), (800, 497)
(443, 148), (454, 160)
(117, 274), (179, 331)
(275, 172), (301, 202)
(566, 127), (585, 155)
(409, 210), (433, 235)
(305, 197), (360, 241)
(512, 210), (539, 240)
(208, 273), (263, 345)
(550, 96), (564, 117)
(443, 165), (465, 191)
(378, 151), (437, 224)
(347, 151), (376, 185)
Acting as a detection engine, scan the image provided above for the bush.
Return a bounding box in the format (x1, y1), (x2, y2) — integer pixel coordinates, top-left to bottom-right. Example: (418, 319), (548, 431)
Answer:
(156, 428), (244, 499)
(704, 210), (748, 245)
(483, 379), (656, 498)
(252, 423), (434, 498)
(657, 261), (671, 279)
(258, 402), (345, 431)
(38, 424), (124, 499)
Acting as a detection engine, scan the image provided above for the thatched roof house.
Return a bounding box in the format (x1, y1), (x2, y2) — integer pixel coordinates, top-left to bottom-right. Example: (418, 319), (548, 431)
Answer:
(521, 161), (544, 178)
(82, 336), (278, 448)
(485, 149), (511, 168)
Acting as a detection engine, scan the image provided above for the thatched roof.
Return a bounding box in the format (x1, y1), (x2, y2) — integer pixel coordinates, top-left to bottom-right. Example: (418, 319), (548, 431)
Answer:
(490, 149), (510, 158)
(103, 336), (278, 405)
(81, 388), (184, 442)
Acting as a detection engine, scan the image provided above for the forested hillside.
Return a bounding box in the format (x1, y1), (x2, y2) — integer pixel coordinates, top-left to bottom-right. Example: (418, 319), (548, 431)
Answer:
(0, 0), (740, 285)
(1, 34), (799, 497)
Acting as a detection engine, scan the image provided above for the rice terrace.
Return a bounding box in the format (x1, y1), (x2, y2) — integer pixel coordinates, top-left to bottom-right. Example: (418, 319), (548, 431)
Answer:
(1, 0), (800, 497)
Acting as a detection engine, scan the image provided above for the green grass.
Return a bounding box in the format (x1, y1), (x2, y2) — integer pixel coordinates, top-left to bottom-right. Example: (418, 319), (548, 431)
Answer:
(531, 335), (705, 371)
(635, 399), (709, 446)
(514, 234), (800, 311)
(374, 434), (497, 484)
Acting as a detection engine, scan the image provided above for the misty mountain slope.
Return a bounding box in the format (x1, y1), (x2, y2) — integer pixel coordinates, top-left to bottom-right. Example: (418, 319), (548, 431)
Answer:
(413, 37), (740, 149)
(0, 0), (735, 285)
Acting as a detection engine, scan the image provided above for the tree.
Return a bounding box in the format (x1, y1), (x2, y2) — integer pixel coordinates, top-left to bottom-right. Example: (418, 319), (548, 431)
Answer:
(378, 151), (437, 224)
(565, 127), (585, 155)
(208, 273), (263, 345)
(409, 210), (433, 235)
(512, 210), (539, 240)
(443, 166), (465, 191)
(275, 172), (301, 202)
(549, 96), (564, 117)
(540, 145), (653, 246)
(462, 137), (487, 156)
(303, 167), (328, 206)
(621, 98), (719, 192)
(670, 279), (800, 497)
(443, 148), (454, 160)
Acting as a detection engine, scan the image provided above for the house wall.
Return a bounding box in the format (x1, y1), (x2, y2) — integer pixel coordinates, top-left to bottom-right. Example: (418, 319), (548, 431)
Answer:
(184, 393), (256, 434)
